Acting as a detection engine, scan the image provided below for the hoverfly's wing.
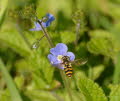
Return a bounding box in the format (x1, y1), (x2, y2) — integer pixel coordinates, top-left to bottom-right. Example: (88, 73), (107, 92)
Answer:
(71, 58), (88, 66)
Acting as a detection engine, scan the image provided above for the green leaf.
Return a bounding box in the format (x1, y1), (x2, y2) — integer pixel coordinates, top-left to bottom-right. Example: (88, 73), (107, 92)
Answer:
(41, 57), (54, 84)
(110, 22), (120, 44)
(89, 30), (113, 38)
(63, 91), (86, 101)
(0, 0), (8, 27)
(88, 65), (105, 80)
(60, 31), (75, 43)
(14, 75), (24, 90)
(32, 73), (48, 89)
(77, 77), (108, 101)
(108, 3), (120, 19)
(0, 28), (31, 57)
(87, 37), (117, 58)
(28, 50), (54, 85)
(109, 84), (120, 101)
(0, 90), (11, 101)
(14, 59), (32, 73)
(88, 30), (120, 56)
(25, 90), (57, 101)
(0, 59), (23, 101)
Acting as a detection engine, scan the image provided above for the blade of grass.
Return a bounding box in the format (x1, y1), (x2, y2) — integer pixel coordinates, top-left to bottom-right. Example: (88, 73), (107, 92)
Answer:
(0, 58), (23, 101)
(0, 0), (8, 27)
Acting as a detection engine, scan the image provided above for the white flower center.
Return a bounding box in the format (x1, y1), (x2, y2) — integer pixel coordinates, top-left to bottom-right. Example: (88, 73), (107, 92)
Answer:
(57, 55), (63, 62)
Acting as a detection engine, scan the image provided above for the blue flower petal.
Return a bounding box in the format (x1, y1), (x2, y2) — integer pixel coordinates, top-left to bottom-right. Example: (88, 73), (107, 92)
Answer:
(53, 63), (64, 70)
(66, 52), (75, 61)
(41, 22), (47, 27)
(30, 13), (55, 31)
(46, 18), (54, 27)
(48, 54), (64, 70)
(46, 13), (55, 20)
(50, 43), (68, 56)
(46, 13), (55, 26)
(46, 13), (53, 18)
(48, 54), (57, 64)
(48, 54), (61, 64)
(35, 21), (41, 28)
(48, 43), (76, 70)
(29, 28), (42, 31)
(29, 21), (41, 31)
(30, 21), (47, 31)
(50, 48), (57, 56)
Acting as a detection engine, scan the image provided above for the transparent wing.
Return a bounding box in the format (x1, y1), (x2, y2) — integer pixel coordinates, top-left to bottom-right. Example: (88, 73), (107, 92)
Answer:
(70, 58), (88, 66)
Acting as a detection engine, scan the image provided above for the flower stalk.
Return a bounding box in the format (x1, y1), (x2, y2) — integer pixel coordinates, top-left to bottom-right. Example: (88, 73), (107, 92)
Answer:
(60, 70), (73, 101)
(32, 35), (45, 49)
(75, 22), (80, 46)
(37, 20), (73, 101)
(37, 20), (54, 47)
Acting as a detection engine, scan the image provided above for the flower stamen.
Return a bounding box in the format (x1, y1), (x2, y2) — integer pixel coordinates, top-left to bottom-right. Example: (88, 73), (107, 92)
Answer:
(57, 55), (63, 62)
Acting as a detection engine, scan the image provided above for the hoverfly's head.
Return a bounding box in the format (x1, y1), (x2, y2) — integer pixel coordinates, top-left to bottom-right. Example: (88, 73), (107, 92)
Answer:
(61, 56), (70, 62)
(57, 55), (70, 63)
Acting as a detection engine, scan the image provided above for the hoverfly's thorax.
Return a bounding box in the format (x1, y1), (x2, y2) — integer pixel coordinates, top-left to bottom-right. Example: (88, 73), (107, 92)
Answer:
(61, 56), (70, 63)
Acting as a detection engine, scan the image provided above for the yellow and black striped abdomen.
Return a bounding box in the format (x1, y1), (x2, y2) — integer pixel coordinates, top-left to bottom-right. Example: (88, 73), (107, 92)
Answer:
(64, 63), (73, 77)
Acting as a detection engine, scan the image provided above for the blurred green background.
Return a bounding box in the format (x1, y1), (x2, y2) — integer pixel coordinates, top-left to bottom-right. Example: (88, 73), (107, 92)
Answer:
(0, 0), (120, 101)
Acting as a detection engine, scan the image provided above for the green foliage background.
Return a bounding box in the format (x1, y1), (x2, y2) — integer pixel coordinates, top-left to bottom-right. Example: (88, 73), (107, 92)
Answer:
(0, 0), (120, 101)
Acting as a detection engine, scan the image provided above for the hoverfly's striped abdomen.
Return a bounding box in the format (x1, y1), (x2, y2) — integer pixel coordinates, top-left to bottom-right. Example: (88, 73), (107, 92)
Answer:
(61, 56), (73, 77)
(61, 56), (87, 77)
(64, 63), (73, 77)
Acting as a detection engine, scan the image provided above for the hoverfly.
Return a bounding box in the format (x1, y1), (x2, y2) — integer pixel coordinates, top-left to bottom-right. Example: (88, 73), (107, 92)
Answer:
(61, 56), (87, 77)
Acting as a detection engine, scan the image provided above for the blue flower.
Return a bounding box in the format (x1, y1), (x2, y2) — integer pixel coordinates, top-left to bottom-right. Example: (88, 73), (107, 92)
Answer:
(48, 43), (75, 69)
(30, 13), (55, 31)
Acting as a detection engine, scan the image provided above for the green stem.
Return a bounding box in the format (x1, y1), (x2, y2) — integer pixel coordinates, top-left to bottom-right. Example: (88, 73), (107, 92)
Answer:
(88, 65), (93, 80)
(75, 22), (80, 46)
(0, 59), (23, 101)
(113, 53), (120, 84)
(32, 35), (45, 49)
(60, 71), (73, 101)
(37, 20), (73, 101)
(37, 20), (54, 48)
